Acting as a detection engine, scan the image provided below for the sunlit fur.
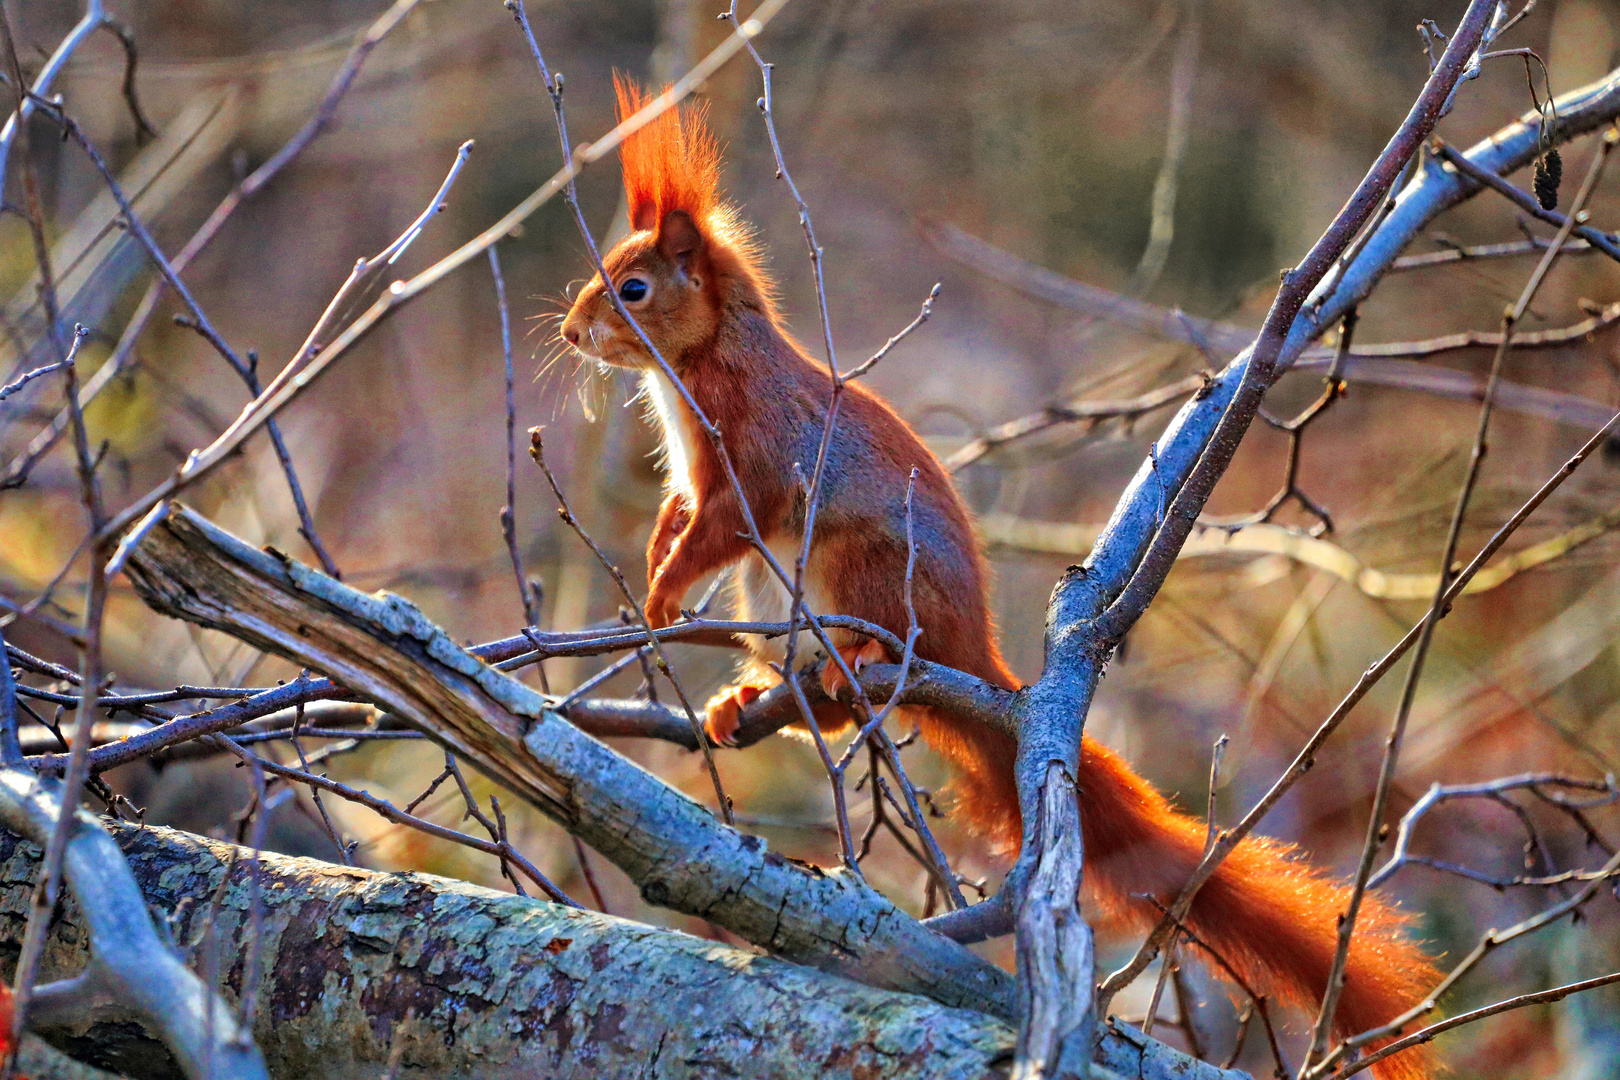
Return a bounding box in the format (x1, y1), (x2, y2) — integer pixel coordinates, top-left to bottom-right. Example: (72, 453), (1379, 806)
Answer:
(559, 76), (1438, 1080)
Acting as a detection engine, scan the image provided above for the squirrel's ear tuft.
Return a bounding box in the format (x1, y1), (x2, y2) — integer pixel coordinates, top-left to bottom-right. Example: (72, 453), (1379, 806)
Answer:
(614, 73), (721, 238)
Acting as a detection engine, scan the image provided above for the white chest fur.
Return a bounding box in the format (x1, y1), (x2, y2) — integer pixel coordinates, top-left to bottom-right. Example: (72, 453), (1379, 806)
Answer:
(733, 537), (832, 667)
(642, 371), (832, 668)
(641, 370), (698, 503)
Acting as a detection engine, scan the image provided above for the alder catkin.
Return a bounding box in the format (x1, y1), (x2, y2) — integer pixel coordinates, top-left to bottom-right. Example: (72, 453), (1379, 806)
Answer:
(1534, 147), (1563, 211)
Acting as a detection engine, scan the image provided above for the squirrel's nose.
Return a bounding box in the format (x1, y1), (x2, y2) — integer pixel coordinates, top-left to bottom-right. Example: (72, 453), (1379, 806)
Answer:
(563, 324), (580, 346)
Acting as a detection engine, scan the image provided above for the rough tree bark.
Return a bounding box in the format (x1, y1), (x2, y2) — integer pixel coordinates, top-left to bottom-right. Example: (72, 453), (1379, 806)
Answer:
(0, 822), (1221, 1080)
(116, 506), (1240, 1080)
(0, 821), (1009, 1079)
(120, 506), (1013, 1016)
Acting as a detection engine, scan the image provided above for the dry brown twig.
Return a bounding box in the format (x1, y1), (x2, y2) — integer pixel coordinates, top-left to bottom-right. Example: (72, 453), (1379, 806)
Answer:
(527, 428), (733, 825)
(1301, 124), (1619, 1079)
(1369, 773), (1619, 891)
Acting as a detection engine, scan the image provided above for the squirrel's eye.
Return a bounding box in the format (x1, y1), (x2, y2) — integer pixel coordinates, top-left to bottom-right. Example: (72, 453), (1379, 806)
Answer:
(617, 278), (650, 303)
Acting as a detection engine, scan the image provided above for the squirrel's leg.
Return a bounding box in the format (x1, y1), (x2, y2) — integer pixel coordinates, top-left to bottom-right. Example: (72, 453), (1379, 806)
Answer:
(646, 493), (690, 584)
(646, 493), (750, 628)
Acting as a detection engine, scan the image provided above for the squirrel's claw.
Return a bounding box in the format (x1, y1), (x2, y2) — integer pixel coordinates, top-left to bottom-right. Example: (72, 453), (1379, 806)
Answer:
(704, 683), (763, 746)
(819, 639), (889, 702)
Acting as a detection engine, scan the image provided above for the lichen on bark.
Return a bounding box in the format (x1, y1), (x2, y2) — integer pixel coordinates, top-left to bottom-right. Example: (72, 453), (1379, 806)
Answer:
(0, 821), (1015, 1079)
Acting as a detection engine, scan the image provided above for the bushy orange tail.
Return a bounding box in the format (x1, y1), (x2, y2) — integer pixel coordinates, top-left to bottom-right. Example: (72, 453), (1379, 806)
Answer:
(927, 712), (1437, 1080)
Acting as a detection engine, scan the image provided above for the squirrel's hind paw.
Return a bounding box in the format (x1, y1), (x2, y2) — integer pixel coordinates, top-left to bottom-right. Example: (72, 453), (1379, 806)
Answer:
(704, 683), (764, 746)
(819, 639), (889, 701)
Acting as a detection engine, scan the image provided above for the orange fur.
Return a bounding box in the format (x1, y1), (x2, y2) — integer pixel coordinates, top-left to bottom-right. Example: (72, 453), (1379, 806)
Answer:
(561, 77), (1438, 1080)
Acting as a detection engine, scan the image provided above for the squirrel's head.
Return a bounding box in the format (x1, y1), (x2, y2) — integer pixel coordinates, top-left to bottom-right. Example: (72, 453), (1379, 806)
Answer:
(561, 76), (771, 372)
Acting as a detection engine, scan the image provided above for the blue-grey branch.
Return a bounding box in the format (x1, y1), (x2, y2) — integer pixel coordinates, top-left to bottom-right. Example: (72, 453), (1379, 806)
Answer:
(0, 770), (266, 1079)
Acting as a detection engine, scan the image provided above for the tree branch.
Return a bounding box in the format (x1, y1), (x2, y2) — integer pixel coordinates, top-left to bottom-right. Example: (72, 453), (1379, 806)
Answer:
(0, 820), (1250, 1080)
(121, 504), (1016, 1019)
(0, 770), (265, 1079)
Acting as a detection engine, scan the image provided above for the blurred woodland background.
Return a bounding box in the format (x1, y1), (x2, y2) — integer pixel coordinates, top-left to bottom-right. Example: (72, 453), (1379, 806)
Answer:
(4, 1), (1620, 1076)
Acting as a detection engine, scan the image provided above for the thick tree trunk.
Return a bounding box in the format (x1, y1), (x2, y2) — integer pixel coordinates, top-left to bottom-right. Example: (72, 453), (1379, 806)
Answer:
(0, 822), (1017, 1080)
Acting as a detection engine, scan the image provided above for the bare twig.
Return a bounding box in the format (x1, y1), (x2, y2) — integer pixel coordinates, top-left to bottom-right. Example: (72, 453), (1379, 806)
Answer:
(7, 0), (425, 489)
(1311, 847), (1620, 1078)
(229, 740), (578, 907)
(34, 103), (345, 576)
(1431, 137), (1620, 262)
(0, 361), (70, 403)
(96, 139), (473, 543)
(842, 283), (941, 382)
(572, 835), (609, 913)
(1134, 895), (1290, 1080)
(0, 0), (106, 196)
(1332, 970), (1620, 1080)
(98, 20), (156, 144)
(1128, 0), (1200, 296)
(1390, 234), (1595, 270)
(489, 246), (540, 632)
(1301, 123), (1617, 1077)
(947, 374), (1210, 472)
(1370, 773), (1619, 890)
(289, 702), (351, 864)
(1203, 309), (1359, 536)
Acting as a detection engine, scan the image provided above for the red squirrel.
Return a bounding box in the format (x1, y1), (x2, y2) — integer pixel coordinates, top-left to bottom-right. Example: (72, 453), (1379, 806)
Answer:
(560, 77), (1437, 1080)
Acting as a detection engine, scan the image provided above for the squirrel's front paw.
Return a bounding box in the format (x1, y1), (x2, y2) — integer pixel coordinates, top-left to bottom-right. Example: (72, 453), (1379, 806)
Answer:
(645, 587), (682, 630)
(704, 683), (763, 746)
(648, 509), (690, 573)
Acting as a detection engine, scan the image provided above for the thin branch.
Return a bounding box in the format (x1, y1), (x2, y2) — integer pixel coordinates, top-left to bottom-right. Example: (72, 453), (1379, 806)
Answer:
(571, 835), (609, 913)
(1432, 137), (1620, 262)
(0, 361), (70, 403)
(238, 740), (576, 905)
(1389, 234), (1595, 270)
(1370, 773), (1619, 890)
(842, 283), (940, 382)
(37, 103), (345, 576)
(489, 246), (540, 632)
(1302, 123), (1616, 1076)
(4, 0), (425, 490)
(1204, 309), (1359, 537)
(95, 140), (474, 543)
(0, 0), (105, 196)
(97, 21), (156, 144)
(1311, 846), (1620, 1078)
(1333, 970), (1620, 1080)
(1128, 0), (1199, 296)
